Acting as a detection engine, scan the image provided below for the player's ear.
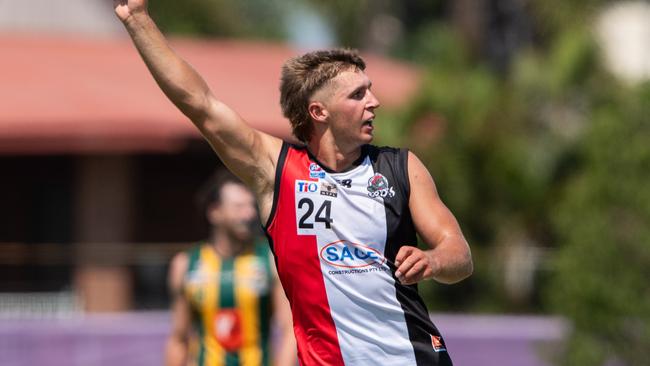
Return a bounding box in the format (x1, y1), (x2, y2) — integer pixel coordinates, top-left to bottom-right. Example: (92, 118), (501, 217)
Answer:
(308, 101), (329, 124)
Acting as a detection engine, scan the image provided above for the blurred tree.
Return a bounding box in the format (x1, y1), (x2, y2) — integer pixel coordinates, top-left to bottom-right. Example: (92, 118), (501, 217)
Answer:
(304, 0), (371, 47)
(375, 22), (597, 313)
(528, 0), (607, 42)
(548, 83), (650, 365)
(376, 1), (650, 363)
(148, 0), (286, 39)
(305, 0), (446, 50)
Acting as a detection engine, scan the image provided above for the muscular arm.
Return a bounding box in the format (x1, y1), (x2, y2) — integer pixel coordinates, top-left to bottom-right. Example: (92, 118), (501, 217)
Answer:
(114, 1), (281, 220)
(165, 252), (191, 366)
(395, 152), (473, 285)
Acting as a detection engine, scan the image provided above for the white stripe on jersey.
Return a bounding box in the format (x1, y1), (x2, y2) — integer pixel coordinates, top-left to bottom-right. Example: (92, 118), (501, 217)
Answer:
(294, 156), (417, 365)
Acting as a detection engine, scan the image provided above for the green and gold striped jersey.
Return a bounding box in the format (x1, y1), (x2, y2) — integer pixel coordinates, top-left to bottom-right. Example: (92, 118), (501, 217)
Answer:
(183, 241), (274, 366)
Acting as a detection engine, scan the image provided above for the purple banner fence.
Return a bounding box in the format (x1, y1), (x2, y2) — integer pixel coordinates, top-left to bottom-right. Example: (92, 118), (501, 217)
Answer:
(0, 312), (567, 366)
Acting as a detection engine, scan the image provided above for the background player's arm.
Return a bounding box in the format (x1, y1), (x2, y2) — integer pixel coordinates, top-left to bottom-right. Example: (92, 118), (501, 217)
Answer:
(165, 252), (191, 366)
(113, 1), (281, 218)
(270, 258), (297, 366)
(395, 152), (473, 285)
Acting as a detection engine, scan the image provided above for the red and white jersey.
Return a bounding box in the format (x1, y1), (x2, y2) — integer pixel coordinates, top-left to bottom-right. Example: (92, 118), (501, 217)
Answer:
(265, 143), (452, 366)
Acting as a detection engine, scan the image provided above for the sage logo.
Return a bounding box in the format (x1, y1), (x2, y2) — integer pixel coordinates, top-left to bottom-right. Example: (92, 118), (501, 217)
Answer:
(367, 173), (395, 198)
(319, 240), (386, 268)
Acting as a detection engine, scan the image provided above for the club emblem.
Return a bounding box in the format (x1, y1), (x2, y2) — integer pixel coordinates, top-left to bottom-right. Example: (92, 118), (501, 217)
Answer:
(366, 173), (395, 198)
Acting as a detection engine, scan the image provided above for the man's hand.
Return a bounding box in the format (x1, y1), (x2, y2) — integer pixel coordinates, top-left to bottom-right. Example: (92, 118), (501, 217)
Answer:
(113, 0), (148, 22)
(394, 246), (437, 285)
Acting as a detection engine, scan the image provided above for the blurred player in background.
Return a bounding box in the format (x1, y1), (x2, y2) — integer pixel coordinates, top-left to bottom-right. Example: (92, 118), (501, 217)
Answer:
(165, 170), (296, 366)
(115, 0), (472, 364)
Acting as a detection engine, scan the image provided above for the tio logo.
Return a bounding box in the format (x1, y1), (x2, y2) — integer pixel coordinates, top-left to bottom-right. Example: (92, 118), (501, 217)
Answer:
(296, 180), (319, 193)
(320, 240), (386, 268)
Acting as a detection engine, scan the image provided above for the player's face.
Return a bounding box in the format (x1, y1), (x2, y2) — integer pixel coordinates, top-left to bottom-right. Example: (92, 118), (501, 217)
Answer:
(323, 69), (380, 147)
(209, 182), (258, 242)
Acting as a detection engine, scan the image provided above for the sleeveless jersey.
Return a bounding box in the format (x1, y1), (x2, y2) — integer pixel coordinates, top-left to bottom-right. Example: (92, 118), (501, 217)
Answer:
(264, 143), (452, 366)
(183, 242), (273, 366)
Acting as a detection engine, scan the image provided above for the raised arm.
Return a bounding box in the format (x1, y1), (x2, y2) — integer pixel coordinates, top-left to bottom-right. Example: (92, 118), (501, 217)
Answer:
(114, 0), (282, 220)
(394, 152), (473, 285)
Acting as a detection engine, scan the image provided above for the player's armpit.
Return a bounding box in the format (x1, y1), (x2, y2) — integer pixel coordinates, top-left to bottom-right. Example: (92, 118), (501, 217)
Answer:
(198, 98), (283, 196)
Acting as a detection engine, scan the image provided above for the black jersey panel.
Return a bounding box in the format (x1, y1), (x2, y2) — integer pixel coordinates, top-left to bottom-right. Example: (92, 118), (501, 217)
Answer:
(369, 145), (453, 366)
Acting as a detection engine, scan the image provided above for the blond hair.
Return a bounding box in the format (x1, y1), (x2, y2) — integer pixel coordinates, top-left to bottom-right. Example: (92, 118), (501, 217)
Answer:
(279, 49), (366, 142)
